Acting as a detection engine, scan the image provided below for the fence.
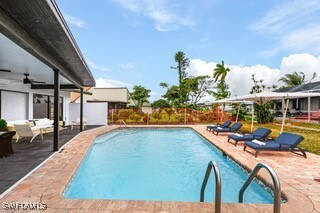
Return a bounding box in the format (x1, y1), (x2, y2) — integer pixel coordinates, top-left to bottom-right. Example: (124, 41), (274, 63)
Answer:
(107, 107), (236, 125)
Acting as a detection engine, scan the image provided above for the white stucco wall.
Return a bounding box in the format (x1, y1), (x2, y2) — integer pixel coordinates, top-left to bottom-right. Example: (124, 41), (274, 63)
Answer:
(69, 102), (108, 126)
(0, 83), (70, 123)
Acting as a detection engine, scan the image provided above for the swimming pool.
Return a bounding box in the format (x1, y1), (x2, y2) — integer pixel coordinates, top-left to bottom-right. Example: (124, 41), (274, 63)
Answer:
(64, 128), (273, 203)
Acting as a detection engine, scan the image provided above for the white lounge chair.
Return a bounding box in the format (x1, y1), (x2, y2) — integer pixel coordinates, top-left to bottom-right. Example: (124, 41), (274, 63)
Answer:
(71, 118), (87, 130)
(14, 124), (43, 143)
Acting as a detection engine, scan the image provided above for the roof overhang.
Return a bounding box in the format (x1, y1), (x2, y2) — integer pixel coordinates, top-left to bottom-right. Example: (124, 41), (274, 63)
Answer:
(0, 0), (95, 88)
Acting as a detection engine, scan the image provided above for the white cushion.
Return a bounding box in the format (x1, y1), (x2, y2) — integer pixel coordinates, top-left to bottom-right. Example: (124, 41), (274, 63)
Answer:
(7, 120), (29, 126)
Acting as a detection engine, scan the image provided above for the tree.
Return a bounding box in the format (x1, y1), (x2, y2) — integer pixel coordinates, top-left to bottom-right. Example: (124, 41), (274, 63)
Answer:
(213, 61), (230, 83)
(249, 74), (275, 123)
(208, 82), (230, 100)
(130, 85), (151, 107)
(279, 71), (317, 87)
(183, 75), (214, 104)
(170, 51), (190, 105)
(250, 74), (277, 94)
(161, 85), (180, 107)
(151, 99), (171, 108)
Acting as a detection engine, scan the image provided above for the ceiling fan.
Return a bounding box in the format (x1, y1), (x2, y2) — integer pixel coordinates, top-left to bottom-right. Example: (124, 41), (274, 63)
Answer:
(23, 73), (46, 84)
(0, 69), (11, 72)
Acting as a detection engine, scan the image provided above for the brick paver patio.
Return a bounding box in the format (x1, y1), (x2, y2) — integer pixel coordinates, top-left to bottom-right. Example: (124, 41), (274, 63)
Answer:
(0, 125), (319, 212)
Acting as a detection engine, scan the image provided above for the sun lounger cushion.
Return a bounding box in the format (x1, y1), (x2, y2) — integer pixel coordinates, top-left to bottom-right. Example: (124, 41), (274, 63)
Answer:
(207, 120), (231, 130)
(245, 132), (303, 151)
(228, 127), (271, 142)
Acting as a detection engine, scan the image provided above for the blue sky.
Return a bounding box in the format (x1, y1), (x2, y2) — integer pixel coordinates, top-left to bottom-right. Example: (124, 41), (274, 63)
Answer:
(56, 0), (320, 101)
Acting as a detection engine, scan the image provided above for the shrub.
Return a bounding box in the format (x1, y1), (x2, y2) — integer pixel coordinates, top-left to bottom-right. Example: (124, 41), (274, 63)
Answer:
(128, 114), (142, 122)
(118, 109), (135, 121)
(152, 112), (162, 122)
(255, 103), (275, 123)
(163, 108), (175, 122)
(198, 113), (208, 122)
(0, 119), (7, 130)
(188, 115), (194, 123)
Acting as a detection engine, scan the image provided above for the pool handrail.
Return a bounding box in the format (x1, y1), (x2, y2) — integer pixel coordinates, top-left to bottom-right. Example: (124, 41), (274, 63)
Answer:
(119, 120), (127, 127)
(239, 162), (281, 213)
(200, 160), (222, 213)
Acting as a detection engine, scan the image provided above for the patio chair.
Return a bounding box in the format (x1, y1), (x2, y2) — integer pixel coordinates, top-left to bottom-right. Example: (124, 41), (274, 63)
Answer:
(71, 118), (87, 130)
(211, 122), (243, 136)
(227, 127), (272, 146)
(206, 120), (231, 131)
(0, 131), (16, 157)
(243, 132), (306, 158)
(14, 124), (43, 143)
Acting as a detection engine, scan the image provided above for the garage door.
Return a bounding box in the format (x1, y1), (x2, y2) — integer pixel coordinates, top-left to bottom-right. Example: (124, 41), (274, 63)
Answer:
(1, 91), (28, 121)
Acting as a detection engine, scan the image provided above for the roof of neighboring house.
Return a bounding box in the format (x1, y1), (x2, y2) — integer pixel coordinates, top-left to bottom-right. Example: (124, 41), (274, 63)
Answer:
(274, 81), (320, 93)
(0, 0), (95, 87)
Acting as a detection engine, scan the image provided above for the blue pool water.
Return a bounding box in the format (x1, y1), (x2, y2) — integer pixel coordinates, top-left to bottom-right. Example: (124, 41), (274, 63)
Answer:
(64, 128), (273, 203)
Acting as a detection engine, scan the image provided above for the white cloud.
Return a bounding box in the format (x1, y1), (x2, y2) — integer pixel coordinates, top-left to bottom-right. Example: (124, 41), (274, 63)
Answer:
(251, 0), (320, 33)
(111, 0), (194, 31)
(259, 24), (320, 56)
(187, 53), (320, 100)
(87, 60), (109, 72)
(64, 13), (86, 28)
(251, 0), (320, 56)
(95, 77), (133, 89)
(119, 62), (135, 69)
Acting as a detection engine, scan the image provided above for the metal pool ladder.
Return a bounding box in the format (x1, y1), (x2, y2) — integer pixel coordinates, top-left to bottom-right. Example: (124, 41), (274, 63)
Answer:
(119, 120), (127, 127)
(200, 161), (281, 213)
(239, 162), (281, 213)
(200, 160), (222, 213)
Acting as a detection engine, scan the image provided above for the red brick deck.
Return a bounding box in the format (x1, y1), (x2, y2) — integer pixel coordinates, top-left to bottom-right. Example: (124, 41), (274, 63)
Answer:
(1, 125), (319, 212)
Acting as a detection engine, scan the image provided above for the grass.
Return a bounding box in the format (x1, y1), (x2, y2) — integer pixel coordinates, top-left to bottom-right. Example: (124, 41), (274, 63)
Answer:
(240, 121), (320, 155)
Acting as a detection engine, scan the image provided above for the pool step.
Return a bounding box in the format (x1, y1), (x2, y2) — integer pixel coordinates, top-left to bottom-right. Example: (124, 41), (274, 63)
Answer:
(95, 132), (121, 143)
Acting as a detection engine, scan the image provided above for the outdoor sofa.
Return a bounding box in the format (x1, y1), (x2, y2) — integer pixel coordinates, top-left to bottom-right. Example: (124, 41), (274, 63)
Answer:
(243, 132), (306, 158)
(227, 127), (271, 146)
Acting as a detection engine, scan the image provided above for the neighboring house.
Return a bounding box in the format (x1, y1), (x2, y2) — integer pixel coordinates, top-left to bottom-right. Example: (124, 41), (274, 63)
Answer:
(274, 81), (320, 113)
(71, 87), (136, 109)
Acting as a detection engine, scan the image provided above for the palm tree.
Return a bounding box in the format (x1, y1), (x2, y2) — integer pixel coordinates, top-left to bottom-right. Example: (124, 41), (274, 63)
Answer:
(279, 71), (317, 87)
(213, 61), (230, 83)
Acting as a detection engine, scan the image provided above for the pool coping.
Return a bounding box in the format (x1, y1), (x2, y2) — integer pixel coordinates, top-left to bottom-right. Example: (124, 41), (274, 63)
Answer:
(0, 125), (319, 212)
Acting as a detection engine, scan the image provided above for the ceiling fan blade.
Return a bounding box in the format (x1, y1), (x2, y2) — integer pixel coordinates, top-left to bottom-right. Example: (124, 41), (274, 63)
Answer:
(30, 80), (46, 84)
(0, 69), (11, 72)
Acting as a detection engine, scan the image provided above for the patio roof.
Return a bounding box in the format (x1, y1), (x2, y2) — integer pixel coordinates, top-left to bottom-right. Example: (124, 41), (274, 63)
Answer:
(0, 0), (95, 88)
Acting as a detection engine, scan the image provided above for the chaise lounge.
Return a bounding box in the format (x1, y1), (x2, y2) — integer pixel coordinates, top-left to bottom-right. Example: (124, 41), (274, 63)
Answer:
(243, 132), (306, 158)
(206, 120), (231, 132)
(228, 127), (272, 146)
(211, 122), (243, 136)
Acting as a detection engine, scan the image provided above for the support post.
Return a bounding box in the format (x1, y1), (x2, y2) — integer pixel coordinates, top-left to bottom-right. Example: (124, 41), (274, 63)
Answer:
(308, 97), (311, 122)
(280, 98), (290, 133)
(80, 88), (83, 132)
(236, 103), (242, 122)
(53, 69), (60, 151)
(251, 102), (254, 133)
(184, 108), (187, 125)
(111, 109), (114, 125)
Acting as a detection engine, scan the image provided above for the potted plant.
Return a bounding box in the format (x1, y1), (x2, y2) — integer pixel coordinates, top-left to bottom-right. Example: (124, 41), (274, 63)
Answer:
(0, 119), (8, 131)
(59, 116), (65, 127)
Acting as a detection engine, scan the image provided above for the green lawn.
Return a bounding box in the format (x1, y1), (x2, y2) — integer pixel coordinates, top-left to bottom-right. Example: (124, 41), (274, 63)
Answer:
(240, 121), (320, 155)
